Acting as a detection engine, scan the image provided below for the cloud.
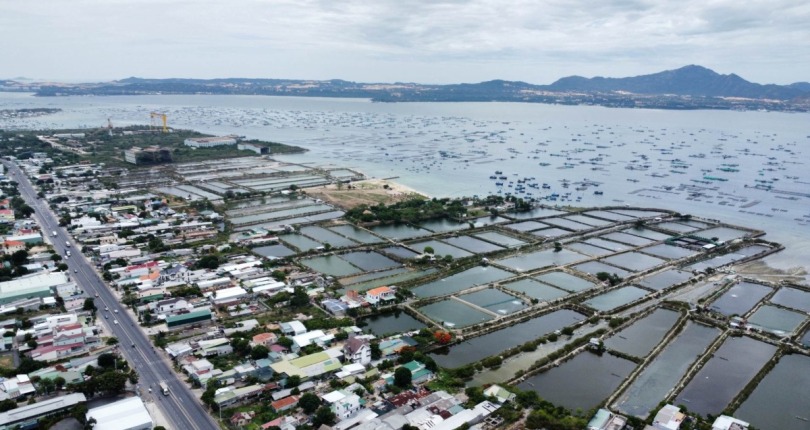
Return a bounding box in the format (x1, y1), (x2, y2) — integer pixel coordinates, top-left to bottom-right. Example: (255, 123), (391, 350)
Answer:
(0, 0), (807, 84)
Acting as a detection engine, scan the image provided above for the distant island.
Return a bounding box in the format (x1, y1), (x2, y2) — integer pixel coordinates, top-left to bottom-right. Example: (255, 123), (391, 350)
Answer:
(2, 65), (809, 112)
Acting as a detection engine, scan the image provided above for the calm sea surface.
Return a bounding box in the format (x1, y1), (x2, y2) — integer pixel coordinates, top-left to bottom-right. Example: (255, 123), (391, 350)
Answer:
(2, 92), (809, 276)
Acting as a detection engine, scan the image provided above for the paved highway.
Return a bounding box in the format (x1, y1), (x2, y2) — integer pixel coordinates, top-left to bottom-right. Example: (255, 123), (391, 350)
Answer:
(4, 161), (220, 430)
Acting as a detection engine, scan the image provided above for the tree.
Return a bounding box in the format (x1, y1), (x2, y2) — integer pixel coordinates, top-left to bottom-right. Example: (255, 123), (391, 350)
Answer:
(194, 255), (220, 270)
(0, 399), (17, 412)
(553, 242), (563, 252)
(433, 331), (452, 345)
(57, 263), (68, 272)
(312, 406), (336, 427)
(276, 336), (293, 348)
(285, 375), (301, 388)
(10, 250), (29, 266)
(290, 286), (309, 307)
(394, 366), (412, 388)
(299, 392), (321, 414)
(423, 246), (434, 255)
(39, 377), (55, 394)
(250, 345), (269, 361)
(370, 342), (381, 360)
(83, 298), (96, 311)
(54, 376), (66, 390)
(97, 353), (116, 369)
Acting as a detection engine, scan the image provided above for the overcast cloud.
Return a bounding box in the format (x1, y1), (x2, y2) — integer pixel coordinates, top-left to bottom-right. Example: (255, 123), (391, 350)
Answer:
(1, 0), (807, 84)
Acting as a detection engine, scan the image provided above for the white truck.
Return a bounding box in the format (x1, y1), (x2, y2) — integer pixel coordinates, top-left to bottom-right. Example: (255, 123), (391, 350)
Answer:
(52, 231), (57, 237)
(159, 382), (170, 396)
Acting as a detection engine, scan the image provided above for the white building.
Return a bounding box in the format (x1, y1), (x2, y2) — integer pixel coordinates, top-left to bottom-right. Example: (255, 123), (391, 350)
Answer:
(712, 416), (749, 430)
(209, 286), (248, 305)
(343, 337), (371, 365)
(86, 396), (153, 430)
(184, 136), (237, 148)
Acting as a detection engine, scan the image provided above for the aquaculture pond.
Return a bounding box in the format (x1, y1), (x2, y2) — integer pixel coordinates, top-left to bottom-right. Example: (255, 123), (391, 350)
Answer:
(532, 228), (575, 239)
(604, 308), (680, 358)
(709, 282), (772, 316)
(696, 226), (752, 242)
(583, 286), (650, 312)
(586, 237), (631, 252)
(370, 223), (432, 240)
(344, 269), (437, 293)
(340, 267), (409, 286)
(572, 261), (632, 278)
(770, 286), (810, 313)
(566, 242), (615, 257)
(472, 231), (526, 248)
(603, 252), (666, 272)
(279, 233), (323, 251)
(410, 266), (514, 298)
(418, 218), (470, 233)
(458, 289), (526, 315)
(502, 278), (569, 301)
(360, 311), (426, 336)
(565, 214), (614, 227)
(534, 271), (595, 292)
(379, 246), (420, 259)
(299, 226), (359, 248)
(656, 221), (701, 233)
(252, 244), (297, 259)
(408, 239), (473, 259)
(518, 352), (636, 411)
(640, 243), (697, 260)
(328, 225), (383, 244)
(504, 207), (566, 219)
(637, 269), (692, 291)
(746, 305), (806, 335)
(430, 309), (585, 368)
(506, 220), (548, 232)
(542, 217), (594, 231)
(601, 231), (655, 246)
(497, 249), (587, 272)
(441, 235), (505, 254)
(622, 228), (672, 242)
(300, 255), (362, 277)
(583, 210), (636, 222)
(615, 322), (721, 418)
(674, 336), (777, 417)
(418, 299), (494, 328)
(736, 354), (810, 430)
(338, 251), (401, 272)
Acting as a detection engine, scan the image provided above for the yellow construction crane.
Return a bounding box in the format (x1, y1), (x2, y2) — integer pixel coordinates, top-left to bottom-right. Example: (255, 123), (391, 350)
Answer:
(150, 112), (168, 133)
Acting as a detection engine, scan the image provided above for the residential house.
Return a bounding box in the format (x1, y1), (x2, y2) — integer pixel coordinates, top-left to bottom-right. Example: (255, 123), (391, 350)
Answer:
(280, 320), (307, 336)
(252, 332), (278, 348)
(230, 411), (255, 427)
(651, 405), (684, 430)
(711, 416), (749, 430)
(343, 337), (371, 365)
(270, 348), (344, 379)
(291, 330), (333, 352)
(365, 286), (395, 305)
(271, 395), (299, 413)
(214, 384), (265, 408)
(587, 409), (627, 430)
(323, 390), (363, 420)
(2, 240), (25, 254)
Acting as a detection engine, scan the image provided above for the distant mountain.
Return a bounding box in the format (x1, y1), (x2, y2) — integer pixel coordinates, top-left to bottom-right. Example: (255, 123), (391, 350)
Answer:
(16, 65), (810, 111)
(547, 65), (806, 99)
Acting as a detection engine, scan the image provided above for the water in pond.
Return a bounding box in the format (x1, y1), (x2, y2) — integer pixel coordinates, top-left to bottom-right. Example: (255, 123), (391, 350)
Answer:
(746, 305), (806, 335)
(737, 354), (810, 430)
(361, 311), (426, 336)
(279, 233), (323, 251)
(532, 228), (575, 239)
(502, 278), (569, 301)
(567, 242), (615, 257)
(697, 226), (752, 242)
(640, 243), (697, 260)
(584, 286), (650, 312)
(506, 220), (548, 232)
(380, 246), (420, 259)
(346, 268), (437, 293)
(637, 269), (693, 291)
(657, 221), (701, 233)
(601, 232), (655, 246)
(604, 308), (680, 358)
(504, 207), (566, 219)
(611, 210), (666, 218)
(431, 309), (585, 368)
(584, 210), (636, 222)
(441, 236), (504, 254)
(418, 219), (470, 233)
(572, 261), (633, 278)
(338, 251), (401, 272)
(674, 336), (777, 417)
(252, 244), (296, 259)
(408, 239), (473, 259)
(603, 252), (666, 272)
(411, 266), (514, 298)
(565, 214), (614, 227)
(709, 281), (771, 316)
(542, 217), (593, 231)
(518, 352), (636, 411)
(535, 271), (595, 292)
(770, 287), (810, 313)
(299, 226), (358, 248)
(623, 228), (672, 241)
(340, 267), (410, 286)
(328, 225), (383, 244)
(418, 299), (494, 328)
(473, 231), (526, 248)
(370, 223), (432, 240)
(586, 237), (630, 252)
(458, 289), (526, 315)
(497, 249), (587, 272)
(300, 255), (362, 277)
(614, 322), (721, 418)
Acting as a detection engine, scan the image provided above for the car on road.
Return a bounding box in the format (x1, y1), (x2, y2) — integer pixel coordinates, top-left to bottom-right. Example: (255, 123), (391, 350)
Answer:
(105, 307), (109, 311)
(113, 320), (118, 325)
(95, 293), (99, 297)
(74, 269), (78, 273)
(104, 315), (108, 319)
(114, 309), (119, 314)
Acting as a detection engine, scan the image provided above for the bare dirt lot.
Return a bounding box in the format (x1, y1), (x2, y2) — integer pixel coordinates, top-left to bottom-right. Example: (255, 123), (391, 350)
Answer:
(734, 260), (808, 284)
(304, 179), (426, 210)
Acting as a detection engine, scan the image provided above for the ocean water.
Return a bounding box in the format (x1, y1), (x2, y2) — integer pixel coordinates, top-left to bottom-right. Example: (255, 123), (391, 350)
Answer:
(2, 92), (809, 276)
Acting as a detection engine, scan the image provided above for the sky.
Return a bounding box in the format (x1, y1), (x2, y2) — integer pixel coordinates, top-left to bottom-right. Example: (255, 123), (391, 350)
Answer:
(1, 0), (808, 85)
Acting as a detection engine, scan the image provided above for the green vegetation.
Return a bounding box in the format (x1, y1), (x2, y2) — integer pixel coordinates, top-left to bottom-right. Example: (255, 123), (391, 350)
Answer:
(344, 197), (465, 224)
